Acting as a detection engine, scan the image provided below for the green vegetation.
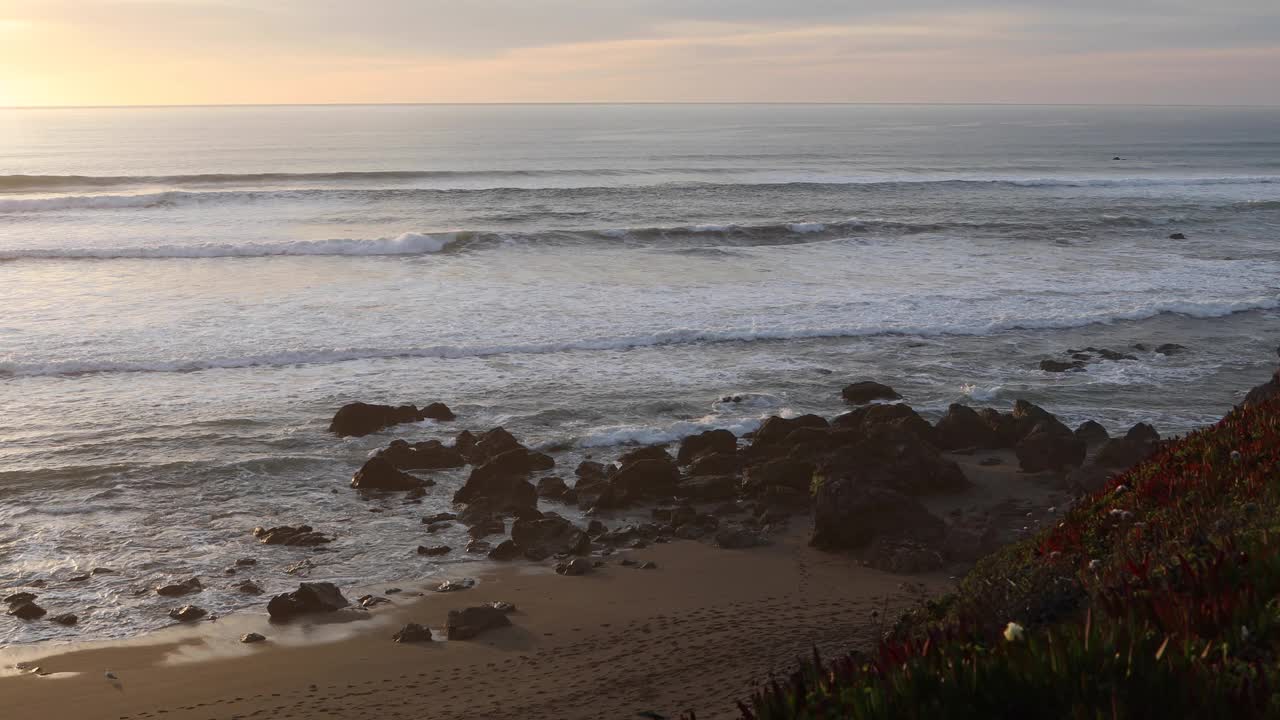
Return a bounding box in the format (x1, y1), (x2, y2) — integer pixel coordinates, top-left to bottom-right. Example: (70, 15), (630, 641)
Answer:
(735, 396), (1280, 719)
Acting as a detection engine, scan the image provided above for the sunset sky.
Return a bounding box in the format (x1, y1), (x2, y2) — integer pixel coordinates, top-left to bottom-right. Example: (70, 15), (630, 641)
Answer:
(1, 0), (1277, 107)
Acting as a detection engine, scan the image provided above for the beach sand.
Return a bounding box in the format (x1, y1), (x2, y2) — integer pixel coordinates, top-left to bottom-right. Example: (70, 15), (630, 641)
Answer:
(1, 453), (1064, 720)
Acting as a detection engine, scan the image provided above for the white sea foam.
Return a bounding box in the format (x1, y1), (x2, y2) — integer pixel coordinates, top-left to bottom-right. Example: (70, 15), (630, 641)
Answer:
(961, 384), (1003, 402)
(787, 222), (827, 233)
(0, 232), (461, 259)
(578, 415), (769, 448)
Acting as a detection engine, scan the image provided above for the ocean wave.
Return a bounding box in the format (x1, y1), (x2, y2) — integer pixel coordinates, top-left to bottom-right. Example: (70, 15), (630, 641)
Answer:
(0, 232), (465, 259)
(3, 298), (1275, 378)
(578, 416), (769, 449)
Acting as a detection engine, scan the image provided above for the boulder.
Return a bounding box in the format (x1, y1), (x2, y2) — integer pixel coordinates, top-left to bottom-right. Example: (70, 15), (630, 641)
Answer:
(155, 577), (203, 597)
(511, 515), (590, 556)
(329, 402), (424, 437)
(1040, 359), (1084, 373)
(169, 605), (207, 622)
(4, 592), (37, 605)
(266, 582), (350, 621)
(379, 439), (465, 470)
(811, 474), (945, 550)
(687, 452), (739, 477)
(555, 558), (593, 576)
(574, 461), (611, 483)
(833, 403), (935, 445)
(841, 381), (902, 404)
(675, 475), (740, 501)
(236, 580), (264, 595)
(527, 452), (556, 471)
(610, 457), (680, 499)
(488, 540), (522, 560)
(677, 430), (737, 464)
(934, 404), (1001, 450)
(453, 449), (538, 511)
(536, 476), (569, 499)
(453, 430), (478, 459)
(446, 605), (511, 640)
(1095, 423), (1161, 469)
(50, 613), (78, 626)
(1168, 232), (1186, 240)
(742, 458), (815, 494)
(240, 632), (266, 643)
(1015, 423), (1086, 472)
(252, 525), (333, 547)
(393, 623), (433, 643)
(417, 545), (452, 557)
(351, 456), (425, 491)
(751, 414), (830, 450)
(1074, 420), (1110, 446)
(617, 445), (675, 466)
(7, 601), (46, 620)
(420, 402), (456, 421)
(468, 427), (524, 465)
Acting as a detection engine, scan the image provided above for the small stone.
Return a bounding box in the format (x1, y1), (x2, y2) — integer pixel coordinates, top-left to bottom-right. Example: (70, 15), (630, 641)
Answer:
(7, 602), (47, 620)
(90, 568), (116, 576)
(155, 577), (203, 597)
(50, 613), (78, 626)
(4, 592), (37, 605)
(488, 601), (516, 613)
(554, 558), (592, 576)
(638, 561), (658, 570)
(169, 605), (207, 622)
(417, 545), (452, 557)
(235, 580), (264, 595)
(240, 632), (267, 643)
(392, 623), (433, 643)
(234, 558), (257, 567)
(436, 578), (476, 593)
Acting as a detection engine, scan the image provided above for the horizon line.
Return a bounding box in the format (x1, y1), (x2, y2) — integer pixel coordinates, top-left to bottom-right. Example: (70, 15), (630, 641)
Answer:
(4, 100), (1279, 111)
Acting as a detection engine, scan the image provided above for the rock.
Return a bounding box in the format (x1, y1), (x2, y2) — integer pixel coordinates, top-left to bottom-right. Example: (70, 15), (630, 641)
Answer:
(523, 546), (551, 561)
(811, 474), (945, 550)
(536, 476), (569, 498)
(240, 632), (266, 643)
(1040, 359), (1085, 373)
(841, 381), (902, 404)
(91, 567), (116, 575)
(864, 538), (945, 574)
(446, 605), (511, 640)
(1096, 348), (1137, 362)
(425, 521), (452, 533)
(749, 415), (829, 449)
(465, 540), (491, 554)
(467, 517), (505, 539)
(489, 601), (516, 613)
(235, 580), (265, 595)
(715, 527), (767, 549)
(555, 558), (593, 576)
(1244, 371), (1280, 408)
(1168, 232), (1186, 240)
(617, 445), (674, 466)
(687, 452), (739, 477)
(488, 540), (522, 561)
(252, 525), (333, 547)
(169, 605), (207, 622)
(351, 456), (426, 491)
(1015, 423), (1086, 472)
(453, 449), (538, 510)
(511, 515), (590, 556)
(417, 545), (452, 557)
(676, 430), (737, 464)
(467, 427), (525, 465)
(7, 602), (46, 620)
(934, 404), (1001, 450)
(453, 429), (478, 459)
(266, 582), (350, 621)
(675, 474), (740, 501)
(610, 457), (680, 500)
(1155, 343), (1186, 356)
(156, 577), (203, 597)
(833, 403), (936, 445)
(528, 452), (556, 471)
(819, 425), (968, 495)
(50, 613), (78, 626)
(1074, 420), (1110, 445)
(234, 558), (257, 567)
(4, 592), (37, 605)
(421, 402), (456, 421)
(393, 623), (433, 643)
(379, 439), (465, 470)
(329, 402), (425, 437)
(422, 512), (458, 524)
(436, 578), (476, 593)
(638, 561), (658, 570)
(743, 458), (815, 493)
(574, 461), (611, 484)
(1095, 423), (1161, 469)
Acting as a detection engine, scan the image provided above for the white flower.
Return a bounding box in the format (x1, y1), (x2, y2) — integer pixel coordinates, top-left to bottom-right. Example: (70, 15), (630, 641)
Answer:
(1242, 626), (1251, 641)
(1003, 622), (1025, 642)
(1089, 559), (1101, 572)
(1114, 485), (1128, 495)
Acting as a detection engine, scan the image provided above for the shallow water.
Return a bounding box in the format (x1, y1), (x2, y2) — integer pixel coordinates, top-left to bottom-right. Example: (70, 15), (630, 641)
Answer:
(1, 104), (1277, 644)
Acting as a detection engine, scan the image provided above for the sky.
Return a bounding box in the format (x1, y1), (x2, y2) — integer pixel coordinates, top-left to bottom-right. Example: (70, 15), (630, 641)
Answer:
(0, 0), (1277, 107)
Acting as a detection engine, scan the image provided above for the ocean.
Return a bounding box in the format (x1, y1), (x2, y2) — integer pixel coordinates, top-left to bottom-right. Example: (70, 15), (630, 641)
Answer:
(1, 103), (1277, 645)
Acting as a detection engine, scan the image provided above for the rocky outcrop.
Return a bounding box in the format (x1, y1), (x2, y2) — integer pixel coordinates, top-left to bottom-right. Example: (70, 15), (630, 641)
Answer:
(833, 403), (935, 445)
(7, 601), (46, 620)
(1074, 420), (1110, 446)
(511, 515), (590, 556)
(934, 404), (1001, 450)
(1015, 421), (1086, 473)
(677, 429), (737, 464)
(156, 577), (203, 597)
(610, 457), (680, 500)
(266, 582), (350, 621)
(536, 476), (569, 499)
(749, 414), (829, 450)
(811, 473), (945, 550)
(351, 456), (426, 491)
(453, 449), (538, 511)
(252, 525), (332, 547)
(446, 605), (511, 640)
(819, 426), (968, 496)
(1244, 371), (1279, 408)
(841, 381), (902, 404)
(464, 427), (524, 465)
(393, 623), (433, 643)
(421, 402), (456, 421)
(329, 402), (445, 437)
(378, 439), (465, 470)
(1095, 423), (1161, 469)
(240, 632), (266, 643)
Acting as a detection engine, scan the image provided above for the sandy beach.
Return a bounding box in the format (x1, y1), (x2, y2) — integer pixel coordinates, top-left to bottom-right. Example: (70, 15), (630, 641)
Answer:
(0, 449), (1074, 720)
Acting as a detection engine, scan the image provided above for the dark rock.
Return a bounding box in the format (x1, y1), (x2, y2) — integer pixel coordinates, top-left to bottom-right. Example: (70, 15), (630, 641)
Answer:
(422, 512), (458, 524)
(1244, 371), (1279, 408)
(156, 577), (203, 597)
(453, 429), (478, 459)
(446, 605), (511, 640)
(1095, 423), (1161, 469)
(379, 439), (465, 470)
(169, 605), (207, 622)
(864, 538), (945, 574)
(351, 456), (425, 491)
(587, 520), (606, 535)
(1155, 343), (1186, 356)
(240, 632), (266, 643)
(743, 458), (815, 493)
(1168, 232), (1186, 240)
(819, 425), (968, 495)
(329, 402), (424, 437)
(687, 452), (739, 477)
(454, 449), (538, 510)
(421, 402), (456, 421)
(467, 517), (505, 539)
(1015, 422), (1086, 472)
(7, 602), (46, 620)
(536, 476), (569, 498)
(528, 452), (556, 471)
(488, 540), (521, 560)
(611, 457), (680, 500)
(811, 474), (945, 550)
(617, 445), (675, 466)
(436, 578), (476, 593)
(465, 540), (491, 554)
(574, 461), (611, 483)
(677, 430), (737, 464)
(715, 527), (766, 549)
(523, 546), (551, 561)
(4, 592), (37, 605)
(511, 515), (590, 556)
(234, 558), (257, 567)
(393, 623), (433, 643)
(50, 613), (78, 626)
(468, 427), (524, 465)
(417, 545), (452, 557)
(252, 525), (333, 547)
(1040, 359), (1085, 373)
(833, 403), (935, 445)
(750, 415), (829, 449)
(978, 457), (1004, 467)
(235, 580), (264, 595)
(555, 558), (593, 576)
(266, 582), (350, 621)
(675, 474), (740, 501)
(935, 404), (1001, 450)
(489, 601), (516, 613)
(841, 381), (902, 404)
(1074, 420), (1110, 445)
